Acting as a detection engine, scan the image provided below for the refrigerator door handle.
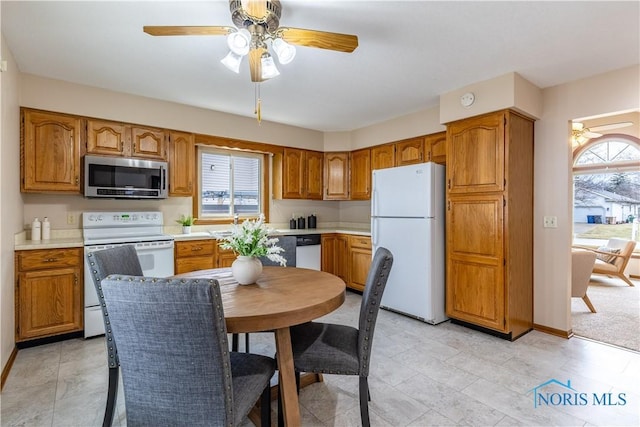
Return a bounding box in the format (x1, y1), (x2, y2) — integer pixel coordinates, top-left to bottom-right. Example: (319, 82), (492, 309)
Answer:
(372, 217), (378, 247)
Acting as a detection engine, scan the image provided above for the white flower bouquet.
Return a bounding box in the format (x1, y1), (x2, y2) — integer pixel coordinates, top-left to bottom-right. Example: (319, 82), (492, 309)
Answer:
(214, 214), (287, 266)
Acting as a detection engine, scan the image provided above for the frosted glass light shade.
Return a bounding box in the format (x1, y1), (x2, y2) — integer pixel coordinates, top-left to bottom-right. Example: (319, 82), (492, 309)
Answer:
(221, 51), (243, 73)
(261, 54), (280, 79)
(272, 38), (296, 64)
(227, 29), (251, 56)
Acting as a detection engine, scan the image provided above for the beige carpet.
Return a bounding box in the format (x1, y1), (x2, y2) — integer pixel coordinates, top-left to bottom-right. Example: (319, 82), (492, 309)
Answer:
(571, 276), (640, 352)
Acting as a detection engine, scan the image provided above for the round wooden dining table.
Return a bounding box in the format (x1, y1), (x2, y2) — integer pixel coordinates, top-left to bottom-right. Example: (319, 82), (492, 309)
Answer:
(173, 266), (346, 426)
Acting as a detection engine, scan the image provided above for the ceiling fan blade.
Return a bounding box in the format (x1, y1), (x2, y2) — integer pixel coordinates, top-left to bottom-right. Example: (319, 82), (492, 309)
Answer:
(584, 131), (602, 138)
(279, 27), (358, 53)
(242, 0), (267, 18)
(588, 121), (634, 132)
(249, 47), (266, 82)
(143, 26), (234, 36)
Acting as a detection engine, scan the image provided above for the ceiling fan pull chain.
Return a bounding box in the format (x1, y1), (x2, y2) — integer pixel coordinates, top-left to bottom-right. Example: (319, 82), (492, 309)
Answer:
(255, 83), (262, 125)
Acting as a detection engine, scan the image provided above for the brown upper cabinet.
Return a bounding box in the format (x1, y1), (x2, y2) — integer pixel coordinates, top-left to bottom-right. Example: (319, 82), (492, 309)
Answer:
(168, 131), (194, 196)
(395, 137), (425, 166)
(86, 119), (167, 160)
(21, 109), (82, 193)
(371, 143), (395, 170)
(86, 119), (128, 157)
(273, 148), (323, 200)
(447, 113), (505, 194)
(350, 148), (371, 200)
(425, 131), (446, 165)
(324, 152), (350, 200)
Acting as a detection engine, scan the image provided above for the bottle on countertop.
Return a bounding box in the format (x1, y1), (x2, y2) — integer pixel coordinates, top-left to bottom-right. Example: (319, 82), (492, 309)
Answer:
(307, 213), (317, 229)
(31, 217), (41, 241)
(42, 217), (51, 240)
(297, 216), (306, 230)
(289, 214), (297, 229)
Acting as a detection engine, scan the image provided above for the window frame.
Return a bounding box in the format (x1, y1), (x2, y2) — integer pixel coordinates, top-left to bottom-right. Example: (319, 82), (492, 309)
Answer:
(193, 144), (271, 225)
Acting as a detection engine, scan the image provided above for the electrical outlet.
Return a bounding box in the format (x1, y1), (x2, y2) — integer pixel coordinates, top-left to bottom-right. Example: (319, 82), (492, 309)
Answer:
(67, 213), (75, 225)
(543, 216), (557, 228)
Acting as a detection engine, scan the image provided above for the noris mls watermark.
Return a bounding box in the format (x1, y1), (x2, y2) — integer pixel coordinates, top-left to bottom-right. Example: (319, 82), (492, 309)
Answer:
(528, 379), (627, 408)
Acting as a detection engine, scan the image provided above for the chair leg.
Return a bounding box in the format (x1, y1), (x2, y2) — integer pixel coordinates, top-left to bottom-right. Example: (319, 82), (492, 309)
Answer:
(359, 376), (371, 427)
(103, 366), (119, 427)
(232, 333), (239, 352)
(260, 383), (271, 427)
(582, 294), (597, 313)
(277, 384), (284, 427)
(618, 274), (635, 287)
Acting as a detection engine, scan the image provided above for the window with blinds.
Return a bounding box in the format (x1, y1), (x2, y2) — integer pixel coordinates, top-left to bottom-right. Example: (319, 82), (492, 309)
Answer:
(199, 148), (262, 218)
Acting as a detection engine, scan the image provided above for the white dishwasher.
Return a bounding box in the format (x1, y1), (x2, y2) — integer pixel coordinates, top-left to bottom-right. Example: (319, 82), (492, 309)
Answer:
(295, 234), (321, 270)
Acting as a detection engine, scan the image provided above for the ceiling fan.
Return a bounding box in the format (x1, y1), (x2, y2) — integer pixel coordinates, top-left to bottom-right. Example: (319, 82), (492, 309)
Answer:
(571, 121), (633, 144)
(143, 0), (358, 83)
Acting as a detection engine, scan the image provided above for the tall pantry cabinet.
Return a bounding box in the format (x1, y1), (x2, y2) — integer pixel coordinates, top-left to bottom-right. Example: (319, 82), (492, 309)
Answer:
(445, 109), (534, 340)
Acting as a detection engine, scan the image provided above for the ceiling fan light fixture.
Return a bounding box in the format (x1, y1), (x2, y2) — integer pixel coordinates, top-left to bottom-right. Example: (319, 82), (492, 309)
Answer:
(261, 53), (280, 79)
(221, 51), (243, 73)
(272, 37), (296, 64)
(227, 29), (251, 55)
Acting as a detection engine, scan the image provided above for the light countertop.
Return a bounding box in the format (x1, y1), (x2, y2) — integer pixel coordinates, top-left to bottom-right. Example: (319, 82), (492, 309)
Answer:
(15, 225), (370, 250)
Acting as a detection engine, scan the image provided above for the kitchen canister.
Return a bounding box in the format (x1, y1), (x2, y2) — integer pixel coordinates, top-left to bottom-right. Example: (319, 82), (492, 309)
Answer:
(297, 216), (305, 229)
(307, 214), (317, 229)
(31, 217), (41, 241)
(42, 217), (51, 240)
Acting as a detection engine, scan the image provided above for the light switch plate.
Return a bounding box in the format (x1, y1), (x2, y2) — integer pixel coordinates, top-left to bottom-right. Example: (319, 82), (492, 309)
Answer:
(543, 216), (557, 228)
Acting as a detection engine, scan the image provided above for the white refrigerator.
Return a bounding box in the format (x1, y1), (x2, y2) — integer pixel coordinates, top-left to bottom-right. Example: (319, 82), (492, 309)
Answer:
(371, 162), (447, 324)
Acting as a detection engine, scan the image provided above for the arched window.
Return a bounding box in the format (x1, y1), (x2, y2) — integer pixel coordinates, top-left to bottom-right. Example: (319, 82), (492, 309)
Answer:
(573, 134), (639, 240)
(574, 134), (640, 173)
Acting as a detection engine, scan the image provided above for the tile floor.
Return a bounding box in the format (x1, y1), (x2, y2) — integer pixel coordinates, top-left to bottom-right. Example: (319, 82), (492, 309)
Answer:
(2, 291), (639, 426)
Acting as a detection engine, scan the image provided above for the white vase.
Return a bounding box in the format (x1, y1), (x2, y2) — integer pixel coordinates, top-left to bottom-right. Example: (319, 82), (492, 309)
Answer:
(182, 225), (191, 234)
(232, 256), (263, 285)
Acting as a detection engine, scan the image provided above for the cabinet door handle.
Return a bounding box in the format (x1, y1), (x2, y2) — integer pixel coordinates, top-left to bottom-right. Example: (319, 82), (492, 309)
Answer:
(43, 258), (58, 263)
(191, 247), (202, 251)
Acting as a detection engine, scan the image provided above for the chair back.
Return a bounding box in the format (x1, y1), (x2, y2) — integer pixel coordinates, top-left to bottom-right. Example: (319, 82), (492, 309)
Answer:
(606, 238), (637, 271)
(571, 250), (596, 297)
(357, 247), (393, 376)
(260, 235), (297, 267)
(87, 245), (143, 368)
(101, 275), (234, 426)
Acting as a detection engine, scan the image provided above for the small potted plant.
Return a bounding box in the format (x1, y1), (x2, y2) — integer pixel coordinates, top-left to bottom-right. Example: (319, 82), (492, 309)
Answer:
(176, 214), (195, 234)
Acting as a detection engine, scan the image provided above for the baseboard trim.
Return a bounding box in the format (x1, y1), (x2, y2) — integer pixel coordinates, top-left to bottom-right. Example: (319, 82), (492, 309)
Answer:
(1, 346), (18, 391)
(533, 323), (573, 339)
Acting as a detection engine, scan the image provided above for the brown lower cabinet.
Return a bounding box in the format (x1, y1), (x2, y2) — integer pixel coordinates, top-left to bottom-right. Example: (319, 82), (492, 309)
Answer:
(174, 239), (235, 274)
(322, 234), (372, 292)
(15, 248), (83, 342)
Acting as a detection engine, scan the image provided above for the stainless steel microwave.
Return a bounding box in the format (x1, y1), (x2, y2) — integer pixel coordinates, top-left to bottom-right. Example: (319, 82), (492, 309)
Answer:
(84, 155), (168, 199)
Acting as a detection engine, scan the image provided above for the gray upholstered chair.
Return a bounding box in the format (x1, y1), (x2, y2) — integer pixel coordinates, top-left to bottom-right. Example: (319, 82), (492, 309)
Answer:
(285, 247), (393, 427)
(87, 245), (143, 427)
(101, 275), (276, 426)
(260, 235), (297, 267)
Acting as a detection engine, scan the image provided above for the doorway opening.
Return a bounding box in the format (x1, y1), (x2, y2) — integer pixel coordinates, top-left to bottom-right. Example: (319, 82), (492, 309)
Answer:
(572, 126), (640, 352)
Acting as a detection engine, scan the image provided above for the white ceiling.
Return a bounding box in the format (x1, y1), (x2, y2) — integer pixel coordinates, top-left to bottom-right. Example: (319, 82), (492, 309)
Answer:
(2, 1), (639, 132)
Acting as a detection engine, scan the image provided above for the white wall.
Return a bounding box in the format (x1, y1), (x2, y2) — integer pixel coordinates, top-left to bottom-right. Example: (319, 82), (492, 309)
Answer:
(1, 35), (23, 375)
(534, 65), (640, 332)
